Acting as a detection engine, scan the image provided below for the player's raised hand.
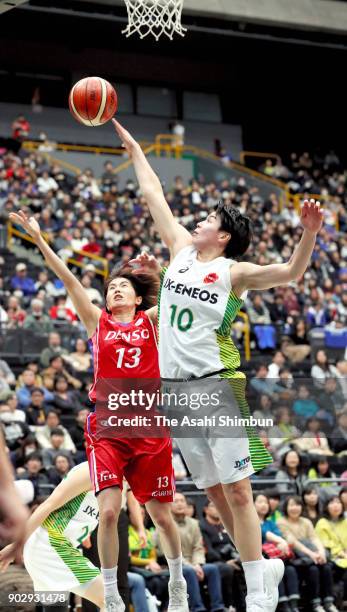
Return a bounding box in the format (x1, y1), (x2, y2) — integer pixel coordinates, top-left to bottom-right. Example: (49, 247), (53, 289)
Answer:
(112, 119), (139, 156)
(300, 199), (324, 234)
(9, 211), (42, 242)
(129, 251), (162, 275)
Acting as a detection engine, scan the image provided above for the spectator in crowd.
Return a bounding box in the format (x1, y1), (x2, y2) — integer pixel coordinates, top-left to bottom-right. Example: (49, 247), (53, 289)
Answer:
(11, 115), (30, 141)
(17, 451), (50, 498)
(10, 263), (36, 298)
(1, 392), (25, 422)
(200, 499), (246, 612)
(336, 360), (347, 400)
(301, 486), (321, 526)
(311, 350), (338, 389)
(339, 487), (347, 518)
(267, 351), (286, 379)
(37, 170), (58, 194)
(292, 384), (320, 424)
(254, 493), (300, 612)
(34, 270), (58, 298)
(268, 406), (302, 459)
(246, 294), (272, 325)
(11, 434), (40, 471)
(16, 361), (42, 389)
(278, 496), (338, 612)
(0, 372), (11, 400)
(25, 387), (51, 426)
(330, 409), (347, 454)
(283, 319), (311, 364)
(307, 457), (338, 490)
(317, 377), (345, 421)
(35, 409), (76, 452)
(296, 419), (334, 455)
(315, 496), (347, 606)
(250, 365), (281, 397)
(253, 394), (275, 426)
(185, 498), (197, 519)
(41, 355), (82, 390)
(275, 450), (306, 495)
(0, 401), (30, 451)
(23, 298), (53, 333)
(16, 369), (52, 410)
(6, 295), (26, 327)
(171, 121), (185, 146)
(39, 332), (69, 368)
(68, 407), (89, 461)
(41, 428), (74, 469)
(265, 489), (283, 523)
(0, 359), (15, 386)
(47, 453), (72, 486)
(49, 295), (77, 324)
(63, 338), (92, 372)
(170, 492), (225, 612)
(50, 374), (83, 413)
(127, 572), (151, 612)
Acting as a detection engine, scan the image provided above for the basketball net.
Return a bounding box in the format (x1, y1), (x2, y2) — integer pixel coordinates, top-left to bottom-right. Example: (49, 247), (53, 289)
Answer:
(122, 0), (187, 41)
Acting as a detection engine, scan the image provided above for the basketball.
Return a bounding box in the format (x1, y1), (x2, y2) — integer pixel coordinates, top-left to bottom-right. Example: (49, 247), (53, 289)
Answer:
(68, 76), (118, 127)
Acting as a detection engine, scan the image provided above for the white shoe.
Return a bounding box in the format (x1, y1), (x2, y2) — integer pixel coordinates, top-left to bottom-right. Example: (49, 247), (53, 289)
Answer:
(105, 595), (125, 612)
(168, 580), (189, 612)
(263, 558), (285, 611)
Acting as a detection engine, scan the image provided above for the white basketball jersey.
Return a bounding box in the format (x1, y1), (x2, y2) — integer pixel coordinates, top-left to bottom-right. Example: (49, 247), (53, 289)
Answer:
(158, 245), (246, 379)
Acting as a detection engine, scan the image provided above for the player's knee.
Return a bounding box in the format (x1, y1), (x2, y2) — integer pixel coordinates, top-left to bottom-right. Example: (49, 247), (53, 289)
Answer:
(152, 509), (173, 532)
(224, 480), (252, 508)
(206, 483), (224, 503)
(99, 505), (119, 527)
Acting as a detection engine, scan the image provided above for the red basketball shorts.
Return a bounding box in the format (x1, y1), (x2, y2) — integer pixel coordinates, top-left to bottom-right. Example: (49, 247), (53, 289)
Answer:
(85, 412), (175, 504)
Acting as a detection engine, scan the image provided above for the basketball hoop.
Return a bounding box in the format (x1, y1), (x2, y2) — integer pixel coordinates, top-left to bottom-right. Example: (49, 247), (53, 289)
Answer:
(122, 0), (187, 41)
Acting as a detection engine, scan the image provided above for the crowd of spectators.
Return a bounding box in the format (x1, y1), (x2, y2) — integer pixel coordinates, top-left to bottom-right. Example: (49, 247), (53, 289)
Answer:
(0, 142), (347, 610)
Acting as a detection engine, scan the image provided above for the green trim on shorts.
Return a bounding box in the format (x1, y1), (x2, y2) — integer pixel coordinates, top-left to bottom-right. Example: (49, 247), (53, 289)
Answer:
(43, 493), (99, 584)
(224, 372), (273, 472)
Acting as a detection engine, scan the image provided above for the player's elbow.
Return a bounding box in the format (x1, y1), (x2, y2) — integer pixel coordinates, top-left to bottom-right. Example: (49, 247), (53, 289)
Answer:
(286, 263), (301, 283)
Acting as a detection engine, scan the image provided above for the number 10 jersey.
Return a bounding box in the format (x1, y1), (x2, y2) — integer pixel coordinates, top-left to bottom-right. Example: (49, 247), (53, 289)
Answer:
(158, 245), (246, 380)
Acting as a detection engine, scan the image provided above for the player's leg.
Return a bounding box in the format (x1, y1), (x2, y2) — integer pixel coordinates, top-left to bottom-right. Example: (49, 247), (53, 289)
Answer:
(86, 430), (126, 612)
(72, 575), (105, 611)
(205, 483), (235, 542)
(145, 499), (188, 612)
(126, 439), (188, 612)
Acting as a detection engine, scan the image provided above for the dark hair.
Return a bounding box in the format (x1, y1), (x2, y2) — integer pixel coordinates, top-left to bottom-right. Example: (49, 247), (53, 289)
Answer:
(281, 449), (303, 472)
(30, 386), (44, 396)
(47, 409), (60, 418)
(253, 492), (271, 519)
(302, 485), (320, 517)
(282, 495), (303, 517)
(50, 427), (64, 437)
(26, 451), (42, 463)
(322, 495), (343, 520)
(339, 487), (347, 503)
(311, 456), (333, 477)
(186, 497), (197, 518)
(54, 375), (68, 390)
(104, 266), (159, 313)
(214, 202), (252, 258)
(53, 453), (71, 468)
(263, 488), (281, 501)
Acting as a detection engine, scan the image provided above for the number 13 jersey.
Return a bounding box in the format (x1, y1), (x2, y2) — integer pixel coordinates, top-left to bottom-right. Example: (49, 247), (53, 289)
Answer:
(89, 310), (159, 403)
(158, 245), (246, 380)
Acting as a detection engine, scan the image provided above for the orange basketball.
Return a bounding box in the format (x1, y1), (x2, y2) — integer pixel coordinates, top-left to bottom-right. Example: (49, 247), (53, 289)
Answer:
(69, 77), (118, 127)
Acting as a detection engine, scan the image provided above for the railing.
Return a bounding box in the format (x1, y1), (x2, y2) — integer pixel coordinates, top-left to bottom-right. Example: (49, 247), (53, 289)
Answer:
(235, 311), (251, 362)
(7, 223), (109, 278)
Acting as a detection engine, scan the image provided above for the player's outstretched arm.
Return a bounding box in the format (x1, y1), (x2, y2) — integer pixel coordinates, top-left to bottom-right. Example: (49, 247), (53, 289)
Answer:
(112, 120), (192, 257)
(231, 200), (323, 295)
(9, 212), (101, 337)
(0, 463), (91, 572)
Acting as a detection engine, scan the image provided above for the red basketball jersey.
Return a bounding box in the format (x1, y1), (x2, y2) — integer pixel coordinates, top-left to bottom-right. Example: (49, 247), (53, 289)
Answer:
(89, 310), (159, 403)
